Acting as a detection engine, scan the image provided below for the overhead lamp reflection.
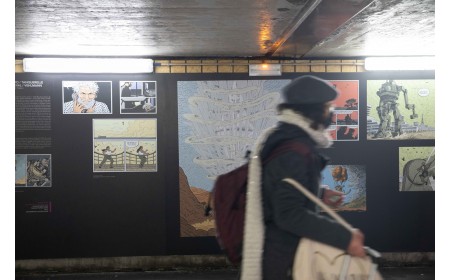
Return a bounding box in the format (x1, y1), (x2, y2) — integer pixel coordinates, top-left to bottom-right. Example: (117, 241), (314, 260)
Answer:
(364, 56), (435, 71)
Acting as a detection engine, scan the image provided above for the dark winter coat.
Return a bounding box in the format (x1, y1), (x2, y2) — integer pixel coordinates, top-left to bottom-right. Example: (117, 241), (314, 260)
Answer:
(260, 122), (352, 279)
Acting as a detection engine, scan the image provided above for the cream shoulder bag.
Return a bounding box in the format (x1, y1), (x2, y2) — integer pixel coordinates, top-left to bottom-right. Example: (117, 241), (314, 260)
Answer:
(283, 178), (383, 280)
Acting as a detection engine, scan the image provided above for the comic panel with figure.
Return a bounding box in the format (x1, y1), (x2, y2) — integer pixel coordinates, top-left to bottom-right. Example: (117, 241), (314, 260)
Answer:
(367, 79), (435, 140)
(93, 118), (157, 172)
(16, 154), (52, 187)
(62, 81), (112, 114)
(326, 80), (360, 141)
(399, 146), (435, 191)
(94, 141), (125, 171)
(321, 165), (366, 212)
(125, 140), (157, 171)
(120, 81), (157, 114)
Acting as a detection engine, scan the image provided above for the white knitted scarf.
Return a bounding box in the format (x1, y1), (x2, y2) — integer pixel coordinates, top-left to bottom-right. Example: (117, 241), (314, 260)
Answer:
(240, 108), (332, 280)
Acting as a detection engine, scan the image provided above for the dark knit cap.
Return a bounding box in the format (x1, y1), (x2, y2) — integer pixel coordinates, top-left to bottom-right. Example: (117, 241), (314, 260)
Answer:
(281, 75), (338, 105)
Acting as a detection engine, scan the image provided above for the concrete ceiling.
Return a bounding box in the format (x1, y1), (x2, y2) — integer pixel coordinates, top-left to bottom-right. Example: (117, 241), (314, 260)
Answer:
(15, 0), (435, 59)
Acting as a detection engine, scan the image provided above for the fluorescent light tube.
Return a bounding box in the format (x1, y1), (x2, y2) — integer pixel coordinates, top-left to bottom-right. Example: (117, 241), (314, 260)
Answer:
(364, 56), (435, 71)
(22, 58), (154, 73)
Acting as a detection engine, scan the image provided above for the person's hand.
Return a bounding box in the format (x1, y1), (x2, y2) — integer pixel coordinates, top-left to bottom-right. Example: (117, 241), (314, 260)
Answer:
(86, 104), (96, 113)
(322, 187), (345, 207)
(73, 99), (85, 113)
(347, 229), (366, 258)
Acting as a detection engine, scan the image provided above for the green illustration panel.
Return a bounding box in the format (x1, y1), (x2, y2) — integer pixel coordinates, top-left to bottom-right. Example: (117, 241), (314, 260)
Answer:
(367, 79), (435, 140)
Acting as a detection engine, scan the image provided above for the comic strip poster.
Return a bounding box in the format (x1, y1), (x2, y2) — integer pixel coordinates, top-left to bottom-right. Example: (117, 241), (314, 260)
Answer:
(367, 79), (435, 140)
(399, 146), (435, 191)
(15, 154), (52, 187)
(62, 81), (112, 114)
(326, 80), (360, 141)
(177, 80), (289, 237)
(119, 81), (157, 114)
(321, 165), (366, 211)
(93, 118), (157, 172)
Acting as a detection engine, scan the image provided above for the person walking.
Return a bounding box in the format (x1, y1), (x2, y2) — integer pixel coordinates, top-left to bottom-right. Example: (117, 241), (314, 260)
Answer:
(241, 75), (366, 280)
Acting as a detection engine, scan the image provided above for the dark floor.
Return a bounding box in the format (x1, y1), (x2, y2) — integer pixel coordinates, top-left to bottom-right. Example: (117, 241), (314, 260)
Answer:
(15, 266), (435, 280)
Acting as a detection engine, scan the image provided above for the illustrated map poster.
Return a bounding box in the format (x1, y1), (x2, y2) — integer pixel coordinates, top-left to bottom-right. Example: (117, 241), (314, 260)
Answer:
(177, 79), (361, 237)
(178, 80), (288, 236)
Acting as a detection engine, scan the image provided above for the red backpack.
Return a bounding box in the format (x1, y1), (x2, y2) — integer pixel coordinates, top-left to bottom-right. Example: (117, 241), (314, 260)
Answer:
(205, 140), (311, 265)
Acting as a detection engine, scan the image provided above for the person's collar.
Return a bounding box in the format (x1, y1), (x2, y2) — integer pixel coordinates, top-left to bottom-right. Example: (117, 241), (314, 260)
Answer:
(277, 108), (333, 148)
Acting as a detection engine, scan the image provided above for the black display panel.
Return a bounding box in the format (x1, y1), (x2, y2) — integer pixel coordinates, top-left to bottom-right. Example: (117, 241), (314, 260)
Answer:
(15, 71), (435, 260)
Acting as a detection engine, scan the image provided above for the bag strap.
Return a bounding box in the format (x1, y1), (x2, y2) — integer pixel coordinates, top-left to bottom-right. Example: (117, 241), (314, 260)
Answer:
(283, 177), (383, 259)
(282, 177), (353, 232)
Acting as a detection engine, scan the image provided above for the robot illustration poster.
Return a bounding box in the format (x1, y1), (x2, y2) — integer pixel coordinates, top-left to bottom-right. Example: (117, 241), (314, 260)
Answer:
(367, 80), (435, 140)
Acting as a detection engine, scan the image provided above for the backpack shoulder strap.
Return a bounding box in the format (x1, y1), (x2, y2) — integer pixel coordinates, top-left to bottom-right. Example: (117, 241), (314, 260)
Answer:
(263, 140), (311, 164)
(204, 140), (312, 217)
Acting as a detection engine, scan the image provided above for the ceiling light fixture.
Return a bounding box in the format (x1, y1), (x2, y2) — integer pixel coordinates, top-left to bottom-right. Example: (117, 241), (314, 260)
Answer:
(364, 56), (435, 71)
(249, 63), (282, 76)
(22, 58), (154, 73)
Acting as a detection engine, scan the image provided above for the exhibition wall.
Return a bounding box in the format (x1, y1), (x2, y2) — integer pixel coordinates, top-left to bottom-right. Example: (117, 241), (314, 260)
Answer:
(15, 71), (435, 260)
